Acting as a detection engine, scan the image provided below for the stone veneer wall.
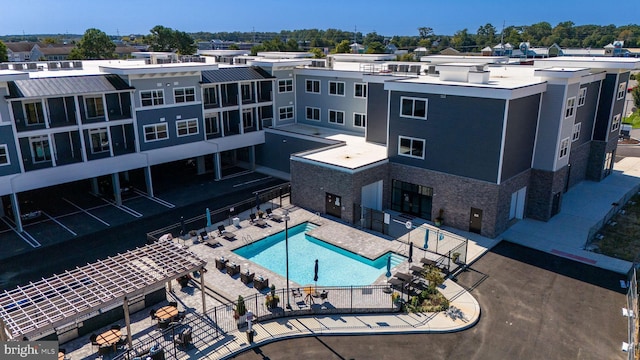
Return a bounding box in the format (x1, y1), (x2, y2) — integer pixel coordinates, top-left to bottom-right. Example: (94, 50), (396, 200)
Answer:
(290, 159), (389, 224)
(568, 141), (591, 189)
(495, 169), (532, 235)
(527, 166), (568, 221)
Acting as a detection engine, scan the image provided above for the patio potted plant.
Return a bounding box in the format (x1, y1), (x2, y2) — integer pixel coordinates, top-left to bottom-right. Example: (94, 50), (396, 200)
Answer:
(257, 210), (265, 219)
(234, 295), (247, 328)
(452, 252), (461, 264)
(265, 284), (280, 309)
(434, 209), (444, 227)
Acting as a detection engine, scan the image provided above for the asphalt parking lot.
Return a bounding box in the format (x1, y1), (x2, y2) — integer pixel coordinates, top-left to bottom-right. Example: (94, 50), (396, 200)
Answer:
(231, 242), (627, 360)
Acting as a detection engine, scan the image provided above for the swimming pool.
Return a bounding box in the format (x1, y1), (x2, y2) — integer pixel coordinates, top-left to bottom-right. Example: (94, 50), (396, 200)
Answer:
(233, 223), (406, 286)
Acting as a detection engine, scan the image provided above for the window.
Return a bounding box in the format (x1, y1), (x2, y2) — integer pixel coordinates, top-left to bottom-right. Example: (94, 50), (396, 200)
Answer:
(617, 82), (627, 100)
(559, 137), (569, 159)
(174, 87), (196, 103)
(354, 83), (367, 98)
(278, 79), (293, 93)
(203, 86), (218, 108)
(141, 90), (164, 107)
(572, 123), (581, 142)
(305, 107), (320, 121)
(242, 109), (254, 128)
(611, 114), (621, 132)
(354, 113), (366, 128)
(85, 96), (105, 119)
(24, 101), (45, 126)
(279, 106), (294, 120)
(328, 110), (345, 125)
(578, 88), (587, 107)
(205, 113), (220, 136)
(329, 81), (345, 96)
(144, 123), (168, 142)
(306, 79), (320, 94)
(0, 145), (9, 165)
(89, 128), (109, 154)
(30, 136), (51, 163)
(176, 119), (198, 136)
(398, 136), (425, 159)
(400, 97), (427, 119)
(565, 97), (576, 118)
(241, 83), (254, 102)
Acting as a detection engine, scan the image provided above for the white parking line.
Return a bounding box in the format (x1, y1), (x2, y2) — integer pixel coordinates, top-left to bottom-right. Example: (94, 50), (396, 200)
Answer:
(133, 189), (175, 208)
(62, 198), (110, 226)
(43, 211), (77, 236)
(93, 193), (143, 218)
(0, 217), (41, 248)
(232, 176), (272, 188)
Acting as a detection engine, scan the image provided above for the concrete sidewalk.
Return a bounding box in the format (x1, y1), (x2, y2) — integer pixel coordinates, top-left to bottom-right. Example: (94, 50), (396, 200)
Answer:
(183, 278), (480, 360)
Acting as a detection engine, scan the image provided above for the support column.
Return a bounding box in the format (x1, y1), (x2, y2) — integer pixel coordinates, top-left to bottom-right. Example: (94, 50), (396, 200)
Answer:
(200, 268), (207, 313)
(196, 155), (206, 175)
(250, 145), (256, 171)
(112, 173), (122, 206)
(10, 193), (23, 233)
(213, 153), (222, 180)
(144, 166), (154, 197)
(90, 178), (100, 195)
(123, 297), (133, 349)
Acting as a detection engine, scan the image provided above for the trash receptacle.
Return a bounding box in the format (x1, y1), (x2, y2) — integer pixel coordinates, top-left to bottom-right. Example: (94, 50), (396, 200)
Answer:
(233, 217), (240, 227)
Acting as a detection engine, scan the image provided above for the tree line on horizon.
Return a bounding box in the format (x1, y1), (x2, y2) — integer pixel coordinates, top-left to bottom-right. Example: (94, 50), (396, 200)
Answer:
(1, 21), (639, 62)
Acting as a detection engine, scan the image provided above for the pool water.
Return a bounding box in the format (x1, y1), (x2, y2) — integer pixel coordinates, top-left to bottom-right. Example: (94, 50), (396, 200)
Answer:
(233, 223), (406, 286)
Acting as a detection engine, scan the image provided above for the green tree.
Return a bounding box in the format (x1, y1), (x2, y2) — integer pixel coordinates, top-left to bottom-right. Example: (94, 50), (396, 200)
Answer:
(365, 41), (386, 54)
(228, 44), (239, 50)
(418, 27), (434, 39)
(148, 25), (177, 52)
(70, 28), (115, 59)
(476, 23), (497, 47)
(173, 30), (196, 55)
(42, 37), (58, 45)
(452, 29), (475, 51)
(0, 41), (7, 62)
(285, 38), (299, 51)
(309, 47), (325, 58)
(632, 86), (640, 110)
(333, 39), (351, 53)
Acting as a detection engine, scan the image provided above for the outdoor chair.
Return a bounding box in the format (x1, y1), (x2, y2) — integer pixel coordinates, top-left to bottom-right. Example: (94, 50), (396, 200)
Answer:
(168, 301), (178, 308)
(157, 319), (170, 329)
(250, 213), (267, 227)
(320, 290), (328, 300)
(266, 208), (282, 222)
(394, 272), (413, 282)
(174, 328), (192, 349)
(205, 236), (220, 247)
(150, 309), (157, 321)
(218, 225), (236, 240)
(200, 231), (209, 241)
(111, 324), (121, 331)
(90, 333), (99, 349)
(292, 288), (303, 298)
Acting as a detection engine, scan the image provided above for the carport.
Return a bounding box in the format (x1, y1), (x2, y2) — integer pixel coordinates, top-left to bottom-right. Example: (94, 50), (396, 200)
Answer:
(0, 240), (207, 346)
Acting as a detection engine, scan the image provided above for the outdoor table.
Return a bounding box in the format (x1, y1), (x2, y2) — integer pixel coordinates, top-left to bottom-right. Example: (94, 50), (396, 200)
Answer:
(155, 305), (178, 321)
(96, 328), (121, 352)
(226, 263), (240, 276)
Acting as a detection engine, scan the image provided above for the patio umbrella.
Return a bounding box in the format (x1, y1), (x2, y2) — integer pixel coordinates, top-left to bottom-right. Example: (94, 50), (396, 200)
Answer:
(313, 259), (319, 289)
(408, 242), (414, 263)
(385, 255), (392, 278)
(206, 208), (212, 228)
(255, 193), (260, 211)
(180, 216), (185, 237)
(424, 228), (429, 249)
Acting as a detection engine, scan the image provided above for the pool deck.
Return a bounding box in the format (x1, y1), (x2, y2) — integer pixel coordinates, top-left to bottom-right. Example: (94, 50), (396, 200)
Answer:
(57, 203), (482, 359)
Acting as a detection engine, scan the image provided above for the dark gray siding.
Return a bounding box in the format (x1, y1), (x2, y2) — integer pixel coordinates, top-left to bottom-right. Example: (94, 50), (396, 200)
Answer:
(574, 81), (601, 145)
(136, 104), (203, 151)
(533, 84), (564, 171)
(0, 126), (22, 176)
(256, 132), (334, 174)
(366, 83), (387, 145)
(501, 94), (540, 182)
(388, 91), (505, 183)
(594, 73), (618, 140)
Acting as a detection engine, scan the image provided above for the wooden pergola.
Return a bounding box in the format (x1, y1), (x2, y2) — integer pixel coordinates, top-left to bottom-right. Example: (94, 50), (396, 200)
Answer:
(0, 240), (207, 345)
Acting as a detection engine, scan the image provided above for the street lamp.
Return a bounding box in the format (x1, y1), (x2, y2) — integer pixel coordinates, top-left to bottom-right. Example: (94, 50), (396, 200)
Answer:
(283, 210), (291, 310)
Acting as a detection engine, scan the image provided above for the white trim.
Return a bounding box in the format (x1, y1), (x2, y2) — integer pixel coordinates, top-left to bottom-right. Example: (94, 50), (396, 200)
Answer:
(399, 96), (428, 120)
(140, 89), (165, 107)
(328, 81), (346, 96)
(572, 122), (581, 142)
(305, 106), (321, 122)
(328, 109), (345, 125)
(0, 144), (10, 166)
(305, 79), (321, 94)
(88, 127), (110, 154)
(398, 135), (425, 159)
(278, 78), (293, 93)
(577, 87), (587, 107)
(354, 83), (367, 98)
(353, 112), (366, 128)
(143, 123), (169, 142)
(278, 105), (294, 120)
(204, 112), (220, 137)
(611, 114), (621, 132)
(559, 137), (570, 159)
(497, 101), (509, 185)
(83, 95), (106, 120)
(176, 118), (199, 137)
(617, 82), (627, 100)
(386, 81), (548, 100)
(565, 96), (576, 119)
(173, 86), (196, 104)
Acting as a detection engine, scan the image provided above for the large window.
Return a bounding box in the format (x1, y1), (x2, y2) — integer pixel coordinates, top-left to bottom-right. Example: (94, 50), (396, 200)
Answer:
(618, 82), (627, 100)
(89, 128), (109, 154)
(278, 79), (293, 93)
(0, 145), (9, 165)
(306, 107), (320, 121)
(572, 122), (581, 142)
(203, 86), (219, 108)
(242, 109), (254, 128)
(141, 90), (164, 107)
(205, 113), (220, 136)
(306, 79), (320, 94)
(143, 123), (168, 142)
(85, 96), (105, 119)
(398, 136), (425, 159)
(329, 81), (345, 96)
(176, 119), (198, 136)
(354, 83), (367, 98)
(24, 101), (45, 126)
(279, 106), (294, 120)
(241, 83), (254, 102)
(354, 113), (366, 128)
(611, 114), (621, 132)
(559, 137), (569, 159)
(565, 97), (576, 118)
(30, 136), (51, 163)
(578, 87), (587, 107)
(174, 87), (196, 103)
(400, 97), (427, 119)
(328, 110), (345, 125)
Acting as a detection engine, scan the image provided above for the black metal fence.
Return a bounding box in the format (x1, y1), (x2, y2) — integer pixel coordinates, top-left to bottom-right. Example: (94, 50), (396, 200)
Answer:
(113, 284), (398, 360)
(146, 183), (291, 243)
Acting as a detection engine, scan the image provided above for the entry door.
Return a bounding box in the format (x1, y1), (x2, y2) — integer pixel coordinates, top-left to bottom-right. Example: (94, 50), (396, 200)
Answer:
(551, 192), (561, 217)
(469, 207), (482, 234)
(326, 193), (342, 218)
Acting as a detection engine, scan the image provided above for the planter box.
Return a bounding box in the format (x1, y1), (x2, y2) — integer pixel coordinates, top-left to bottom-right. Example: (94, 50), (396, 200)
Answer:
(241, 272), (255, 284)
(254, 278), (269, 291)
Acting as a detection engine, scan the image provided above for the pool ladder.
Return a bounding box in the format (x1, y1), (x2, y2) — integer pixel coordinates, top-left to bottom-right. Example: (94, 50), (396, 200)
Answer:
(242, 235), (254, 244)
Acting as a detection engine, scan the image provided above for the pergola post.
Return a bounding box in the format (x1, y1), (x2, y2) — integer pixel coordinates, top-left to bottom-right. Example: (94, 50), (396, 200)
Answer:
(200, 268), (207, 313)
(0, 317), (9, 341)
(168, 278), (172, 293)
(123, 297), (133, 349)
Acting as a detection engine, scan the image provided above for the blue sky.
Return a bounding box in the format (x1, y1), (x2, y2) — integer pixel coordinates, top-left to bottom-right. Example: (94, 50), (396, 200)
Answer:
(1, 0), (638, 37)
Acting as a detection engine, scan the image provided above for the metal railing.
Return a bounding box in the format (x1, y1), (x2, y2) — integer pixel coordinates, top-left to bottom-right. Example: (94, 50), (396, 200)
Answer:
(626, 268), (638, 360)
(584, 183), (640, 250)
